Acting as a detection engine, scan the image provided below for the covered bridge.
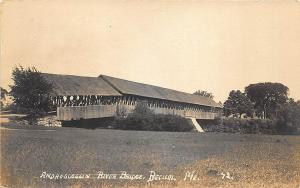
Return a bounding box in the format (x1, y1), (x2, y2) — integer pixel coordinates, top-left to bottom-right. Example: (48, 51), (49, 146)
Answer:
(42, 73), (222, 121)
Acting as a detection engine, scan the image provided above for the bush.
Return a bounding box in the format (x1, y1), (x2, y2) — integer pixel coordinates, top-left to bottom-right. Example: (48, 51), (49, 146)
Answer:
(202, 117), (278, 134)
(114, 102), (193, 132)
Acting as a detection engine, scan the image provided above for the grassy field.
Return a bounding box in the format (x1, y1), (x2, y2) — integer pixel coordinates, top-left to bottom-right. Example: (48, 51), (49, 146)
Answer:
(1, 124), (300, 188)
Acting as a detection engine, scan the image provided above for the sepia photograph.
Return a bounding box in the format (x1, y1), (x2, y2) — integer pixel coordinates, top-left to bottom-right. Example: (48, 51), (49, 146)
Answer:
(0, 0), (300, 187)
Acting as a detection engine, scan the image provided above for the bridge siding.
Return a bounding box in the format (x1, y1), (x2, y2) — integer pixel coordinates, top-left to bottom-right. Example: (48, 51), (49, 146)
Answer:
(57, 104), (218, 121)
(57, 105), (117, 120)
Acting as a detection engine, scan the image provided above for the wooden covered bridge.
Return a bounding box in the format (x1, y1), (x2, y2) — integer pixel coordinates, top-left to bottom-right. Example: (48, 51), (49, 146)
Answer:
(42, 73), (222, 122)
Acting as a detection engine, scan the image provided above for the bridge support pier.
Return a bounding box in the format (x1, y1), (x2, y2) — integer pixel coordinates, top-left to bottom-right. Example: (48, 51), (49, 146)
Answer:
(187, 117), (204, 133)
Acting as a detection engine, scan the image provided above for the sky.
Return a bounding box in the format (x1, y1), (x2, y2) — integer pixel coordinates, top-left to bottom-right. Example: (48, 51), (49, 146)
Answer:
(1, 0), (300, 103)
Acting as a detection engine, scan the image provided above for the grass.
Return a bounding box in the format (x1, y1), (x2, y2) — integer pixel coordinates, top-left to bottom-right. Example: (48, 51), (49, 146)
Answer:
(1, 126), (300, 188)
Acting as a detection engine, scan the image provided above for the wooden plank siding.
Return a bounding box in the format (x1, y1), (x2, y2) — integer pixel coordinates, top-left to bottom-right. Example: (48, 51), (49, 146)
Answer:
(57, 105), (118, 120)
(57, 104), (218, 121)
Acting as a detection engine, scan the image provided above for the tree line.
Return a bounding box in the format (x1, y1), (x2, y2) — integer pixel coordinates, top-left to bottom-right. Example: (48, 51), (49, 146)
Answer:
(221, 83), (299, 133)
(223, 83), (291, 119)
(194, 83), (299, 134)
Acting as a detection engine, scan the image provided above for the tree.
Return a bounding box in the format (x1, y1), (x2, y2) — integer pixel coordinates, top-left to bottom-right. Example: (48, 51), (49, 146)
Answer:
(223, 90), (254, 118)
(0, 87), (8, 109)
(193, 90), (214, 99)
(245, 83), (289, 119)
(1, 87), (8, 100)
(9, 66), (54, 116)
(276, 99), (300, 134)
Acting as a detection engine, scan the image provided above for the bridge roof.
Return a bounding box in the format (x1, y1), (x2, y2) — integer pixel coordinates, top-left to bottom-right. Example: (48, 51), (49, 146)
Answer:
(41, 73), (122, 96)
(41, 73), (221, 108)
(100, 75), (221, 108)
